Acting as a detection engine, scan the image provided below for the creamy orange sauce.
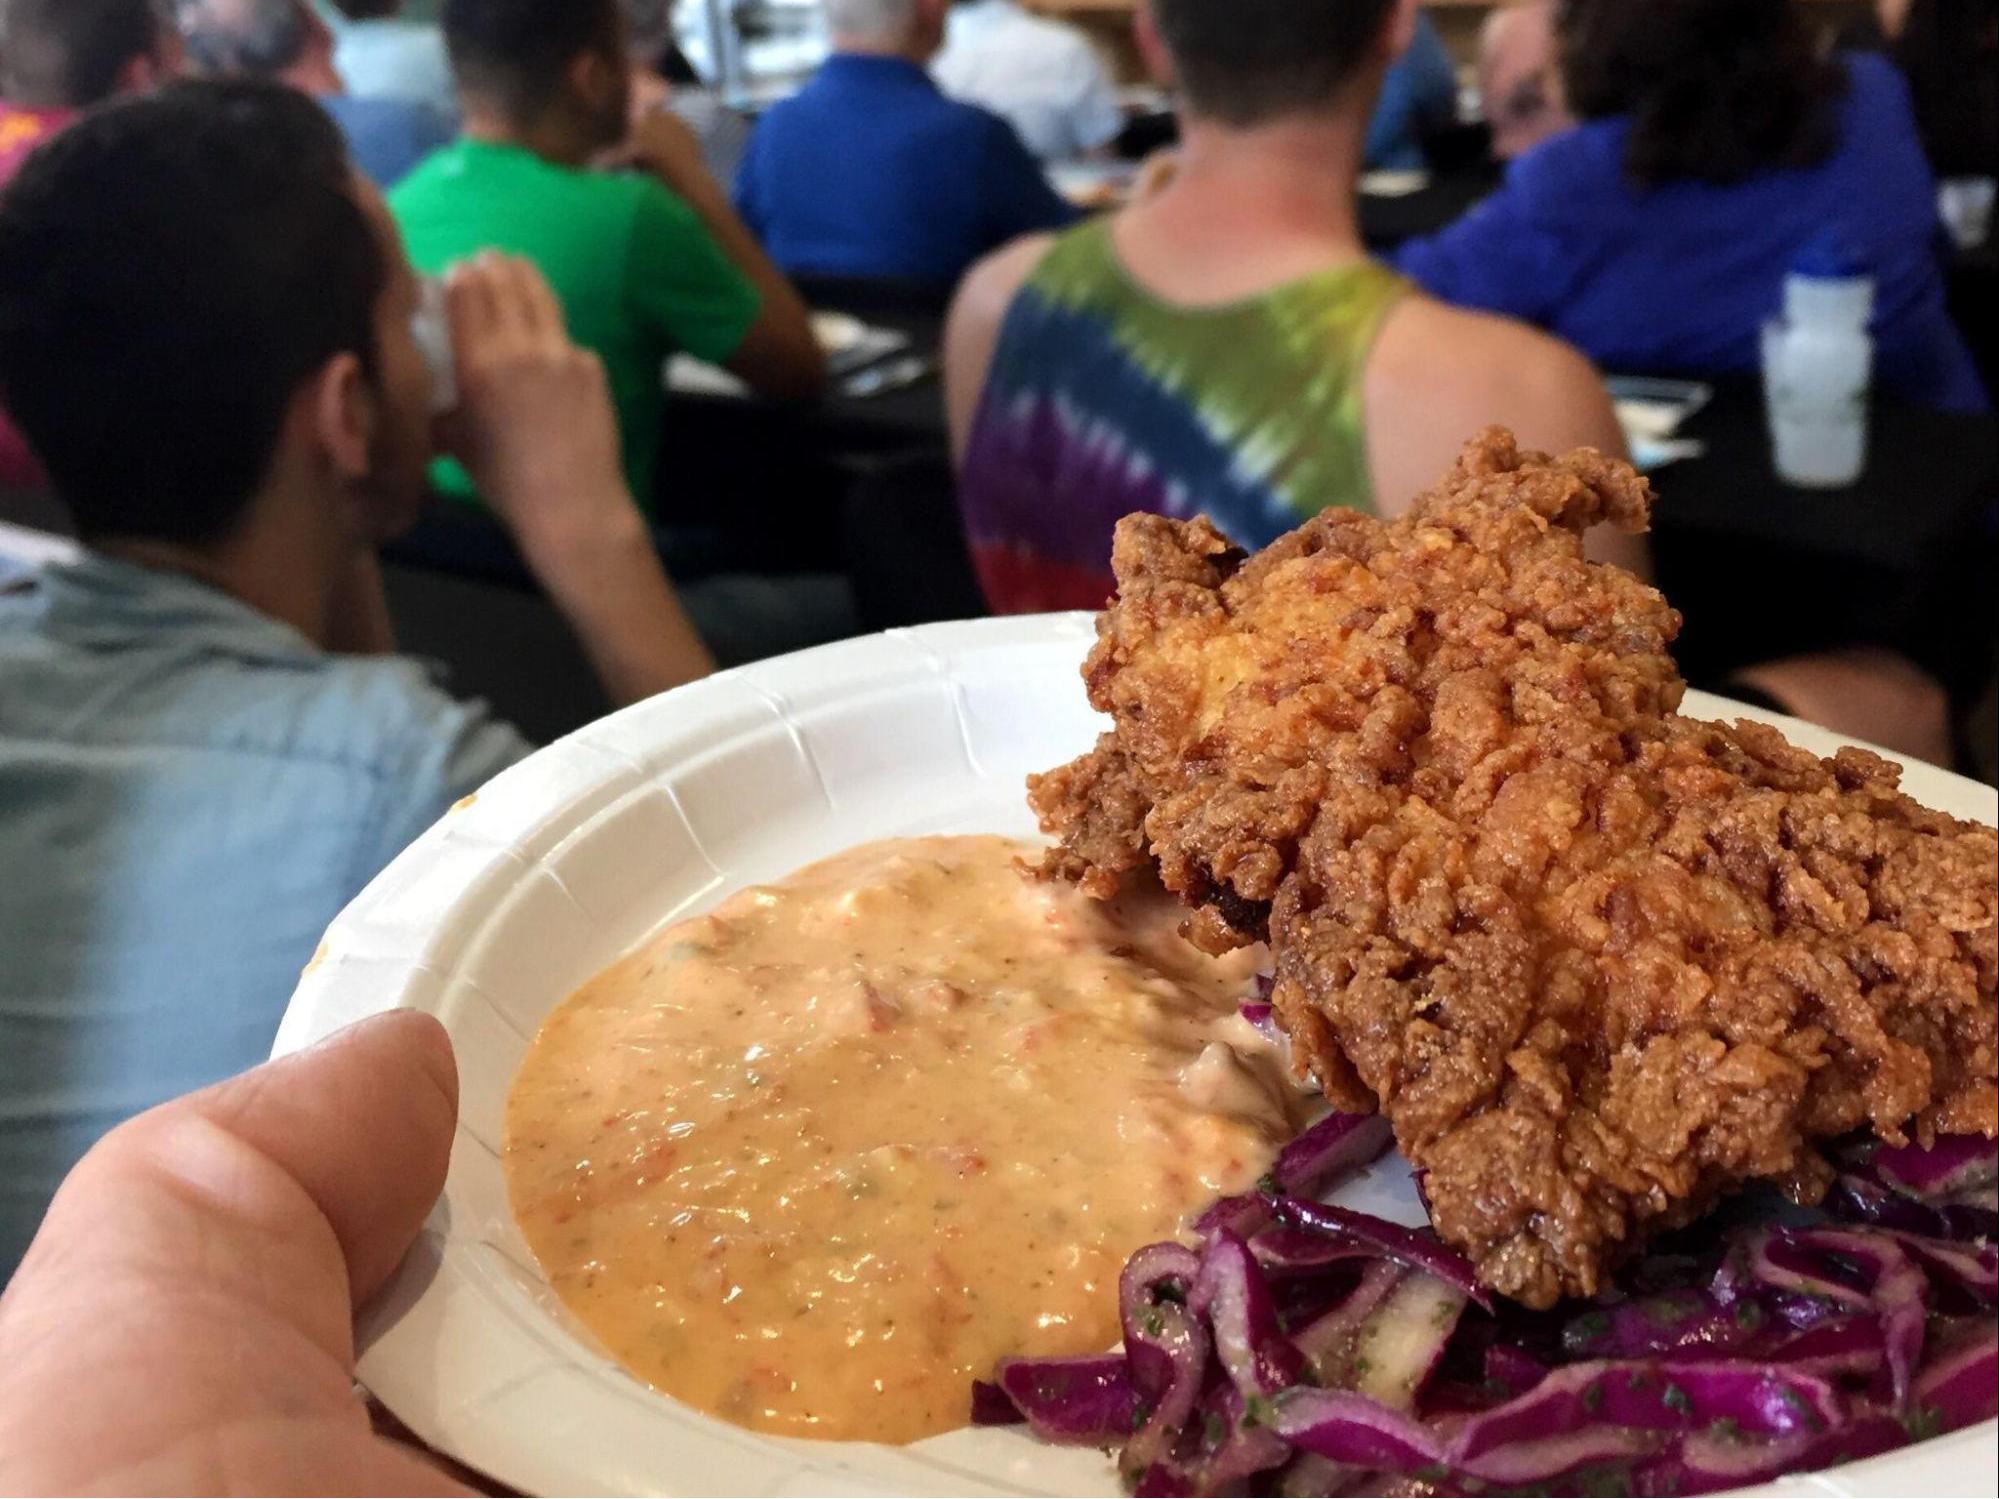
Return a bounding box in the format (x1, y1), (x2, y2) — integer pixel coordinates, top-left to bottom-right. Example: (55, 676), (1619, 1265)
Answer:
(504, 836), (1302, 1444)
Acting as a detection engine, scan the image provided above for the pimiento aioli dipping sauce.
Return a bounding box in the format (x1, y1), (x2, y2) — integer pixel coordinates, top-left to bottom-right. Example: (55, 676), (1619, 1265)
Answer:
(504, 836), (1304, 1444)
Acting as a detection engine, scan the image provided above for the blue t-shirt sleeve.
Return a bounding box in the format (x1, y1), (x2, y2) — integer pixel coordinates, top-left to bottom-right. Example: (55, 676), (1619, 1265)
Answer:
(1391, 167), (1579, 325)
(978, 116), (1081, 246)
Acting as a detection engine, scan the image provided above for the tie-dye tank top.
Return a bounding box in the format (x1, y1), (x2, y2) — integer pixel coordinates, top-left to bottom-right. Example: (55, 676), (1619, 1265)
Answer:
(959, 219), (1410, 613)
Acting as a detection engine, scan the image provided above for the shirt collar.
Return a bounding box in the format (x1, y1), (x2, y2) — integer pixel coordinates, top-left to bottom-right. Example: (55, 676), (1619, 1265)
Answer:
(817, 53), (939, 92)
(12, 551), (325, 667)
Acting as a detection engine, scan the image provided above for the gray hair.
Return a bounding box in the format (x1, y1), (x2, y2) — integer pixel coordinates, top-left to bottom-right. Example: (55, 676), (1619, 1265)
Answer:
(177, 0), (311, 75)
(822, 0), (916, 42)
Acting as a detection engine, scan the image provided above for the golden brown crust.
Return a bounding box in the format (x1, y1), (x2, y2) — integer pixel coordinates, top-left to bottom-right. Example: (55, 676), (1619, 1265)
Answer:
(1030, 428), (1999, 1308)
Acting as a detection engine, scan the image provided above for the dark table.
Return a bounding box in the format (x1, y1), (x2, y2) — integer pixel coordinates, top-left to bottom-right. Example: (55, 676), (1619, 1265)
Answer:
(1359, 163), (1503, 253)
(651, 304), (951, 575)
(1649, 376), (1998, 697)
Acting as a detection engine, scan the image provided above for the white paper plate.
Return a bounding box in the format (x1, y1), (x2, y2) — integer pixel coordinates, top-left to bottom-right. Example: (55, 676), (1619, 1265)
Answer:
(274, 615), (1999, 1499)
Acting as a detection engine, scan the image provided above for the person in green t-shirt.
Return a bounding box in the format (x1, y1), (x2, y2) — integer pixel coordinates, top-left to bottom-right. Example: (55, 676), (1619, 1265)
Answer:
(391, 0), (824, 512)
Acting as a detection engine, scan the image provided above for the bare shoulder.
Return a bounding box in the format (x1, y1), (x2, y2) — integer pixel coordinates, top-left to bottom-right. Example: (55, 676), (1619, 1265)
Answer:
(1366, 292), (1625, 515)
(1374, 294), (1610, 419)
(943, 231), (1062, 456)
(949, 232), (1061, 340)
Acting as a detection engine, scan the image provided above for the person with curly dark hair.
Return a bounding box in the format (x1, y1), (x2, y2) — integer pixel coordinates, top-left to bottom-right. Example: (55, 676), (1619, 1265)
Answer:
(1394, 0), (1987, 415)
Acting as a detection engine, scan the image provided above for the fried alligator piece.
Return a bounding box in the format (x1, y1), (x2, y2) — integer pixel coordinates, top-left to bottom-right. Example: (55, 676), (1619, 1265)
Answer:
(1029, 429), (1999, 1308)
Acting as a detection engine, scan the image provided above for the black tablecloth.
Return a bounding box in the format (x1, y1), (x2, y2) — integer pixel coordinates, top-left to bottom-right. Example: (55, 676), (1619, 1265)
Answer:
(1650, 377), (1998, 693)
(1359, 164), (1502, 252)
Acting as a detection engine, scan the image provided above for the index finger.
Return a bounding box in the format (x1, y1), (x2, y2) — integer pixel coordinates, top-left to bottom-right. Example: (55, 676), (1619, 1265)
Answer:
(503, 256), (568, 345)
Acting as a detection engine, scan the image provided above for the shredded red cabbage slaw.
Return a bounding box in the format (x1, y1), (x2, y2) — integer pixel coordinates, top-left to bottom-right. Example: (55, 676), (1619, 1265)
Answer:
(975, 1110), (1997, 1496)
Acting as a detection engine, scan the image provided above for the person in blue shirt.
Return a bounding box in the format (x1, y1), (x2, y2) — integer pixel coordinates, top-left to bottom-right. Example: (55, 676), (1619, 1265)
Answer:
(734, 0), (1078, 290)
(0, 79), (714, 1275)
(1394, 0), (1986, 415)
(1365, 8), (1456, 171)
(315, 0), (456, 122)
(184, 0), (451, 187)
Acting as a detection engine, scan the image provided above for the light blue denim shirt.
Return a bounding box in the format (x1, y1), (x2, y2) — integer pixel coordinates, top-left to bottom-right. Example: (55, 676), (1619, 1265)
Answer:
(0, 554), (530, 1275)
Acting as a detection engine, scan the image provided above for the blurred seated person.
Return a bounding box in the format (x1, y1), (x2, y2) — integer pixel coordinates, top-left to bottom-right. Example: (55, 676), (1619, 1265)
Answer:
(319, 0), (455, 120)
(1479, 0), (1573, 161)
(932, 0), (1124, 161)
(182, 0), (451, 186)
(394, 0), (823, 515)
(622, 0), (749, 186)
(735, 0), (1078, 291)
(0, 79), (712, 1273)
(0, 0), (180, 179)
(944, 0), (1633, 615)
(1, 0), (182, 496)
(1395, 0), (1987, 414)
(1363, 7), (1455, 171)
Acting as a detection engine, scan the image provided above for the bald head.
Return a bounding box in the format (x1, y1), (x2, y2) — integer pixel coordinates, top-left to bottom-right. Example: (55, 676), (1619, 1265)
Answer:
(179, 0), (337, 89)
(1479, 0), (1571, 160)
(0, 0), (172, 107)
(823, 0), (943, 57)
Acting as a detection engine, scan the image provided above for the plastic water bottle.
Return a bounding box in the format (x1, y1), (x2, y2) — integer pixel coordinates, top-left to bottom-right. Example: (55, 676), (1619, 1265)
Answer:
(1761, 236), (1873, 488)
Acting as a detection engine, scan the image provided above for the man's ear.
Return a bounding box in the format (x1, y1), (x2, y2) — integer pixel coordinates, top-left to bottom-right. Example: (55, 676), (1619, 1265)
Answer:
(307, 352), (376, 486)
(569, 46), (623, 114)
(1384, 0), (1421, 60)
(1134, 1), (1175, 87)
(114, 53), (162, 96)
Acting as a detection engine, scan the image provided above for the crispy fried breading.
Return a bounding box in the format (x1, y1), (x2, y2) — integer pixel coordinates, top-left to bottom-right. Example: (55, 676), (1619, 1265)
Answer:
(1029, 429), (1999, 1308)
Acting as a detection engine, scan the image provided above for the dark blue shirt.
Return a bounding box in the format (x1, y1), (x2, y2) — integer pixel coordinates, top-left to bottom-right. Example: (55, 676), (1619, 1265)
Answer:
(735, 54), (1078, 289)
(322, 92), (452, 190)
(1395, 54), (1987, 414)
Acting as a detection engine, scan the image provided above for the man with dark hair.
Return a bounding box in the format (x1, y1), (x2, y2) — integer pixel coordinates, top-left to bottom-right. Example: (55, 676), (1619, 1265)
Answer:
(392, 0), (823, 514)
(735, 0), (1076, 288)
(945, 0), (1634, 614)
(0, 78), (713, 1273)
(0, 0), (178, 171)
(0, 0), (182, 496)
(182, 0), (450, 185)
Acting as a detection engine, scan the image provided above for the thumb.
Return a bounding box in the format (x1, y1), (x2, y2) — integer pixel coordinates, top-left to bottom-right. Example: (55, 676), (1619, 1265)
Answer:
(188, 1011), (460, 1305)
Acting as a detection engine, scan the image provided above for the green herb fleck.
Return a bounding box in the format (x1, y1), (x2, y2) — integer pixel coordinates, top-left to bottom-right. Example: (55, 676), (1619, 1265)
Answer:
(1241, 1394), (1275, 1430)
(1662, 1384), (1693, 1417)
(1256, 1173), (1281, 1198)
(1565, 1311), (1612, 1350)
(1709, 1417), (1744, 1444)
(1902, 1406), (1945, 1442)
(1732, 1301), (1765, 1331)
(1627, 1371), (1654, 1394)
(1140, 1310), (1164, 1339)
(1413, 1464), (1452, 1483)
(1203, 1411), (1226, 1447)
(1777, 1385), (1827, 1433)
(1583, 1379), (1606, 1414)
